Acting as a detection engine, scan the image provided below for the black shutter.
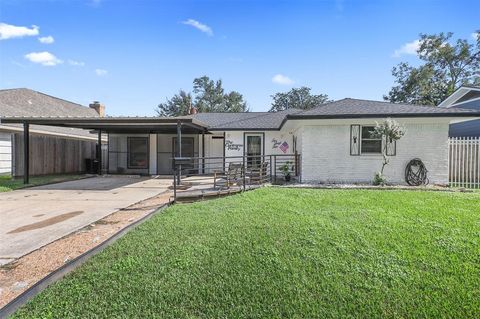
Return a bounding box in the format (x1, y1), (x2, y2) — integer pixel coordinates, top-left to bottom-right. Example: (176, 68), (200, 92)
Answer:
(350, 125), (360, 156)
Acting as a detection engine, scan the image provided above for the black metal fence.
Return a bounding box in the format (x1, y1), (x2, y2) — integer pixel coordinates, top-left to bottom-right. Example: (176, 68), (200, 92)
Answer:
(172, 153), (301, 202)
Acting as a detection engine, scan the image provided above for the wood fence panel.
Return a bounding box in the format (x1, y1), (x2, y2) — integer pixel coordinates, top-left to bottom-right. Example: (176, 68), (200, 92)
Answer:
(13, 133), (98, 177)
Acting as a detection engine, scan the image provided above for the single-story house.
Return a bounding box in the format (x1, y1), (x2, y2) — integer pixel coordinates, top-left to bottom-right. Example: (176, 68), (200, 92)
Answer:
(2, 97), (479, 185)
(0, 88), (105, 176)
(439, 85), (480, 137)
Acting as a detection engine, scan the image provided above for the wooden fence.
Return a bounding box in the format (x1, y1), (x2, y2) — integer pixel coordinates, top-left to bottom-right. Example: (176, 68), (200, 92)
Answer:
(13, 133), (100, 177)
(448, 137), (480, 188)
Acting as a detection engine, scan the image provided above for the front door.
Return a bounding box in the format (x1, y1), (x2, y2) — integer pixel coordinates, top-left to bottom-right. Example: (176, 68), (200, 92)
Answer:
(245, 134), (263, 168)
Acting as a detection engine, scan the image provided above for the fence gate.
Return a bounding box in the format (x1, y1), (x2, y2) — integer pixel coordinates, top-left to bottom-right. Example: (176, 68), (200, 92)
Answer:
(448, 137), (480, 188)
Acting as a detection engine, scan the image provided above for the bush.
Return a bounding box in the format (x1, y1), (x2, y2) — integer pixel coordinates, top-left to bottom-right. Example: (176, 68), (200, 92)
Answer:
(373, 172), (387, 186)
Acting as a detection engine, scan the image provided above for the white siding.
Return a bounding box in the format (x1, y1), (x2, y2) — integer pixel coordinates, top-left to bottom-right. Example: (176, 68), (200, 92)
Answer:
(108, 134), (150, 175)
(301, 121), (449, 185)
(0, 132), (12, 174)
(156, 133), (199, 174)
(223, 130), (296, 158)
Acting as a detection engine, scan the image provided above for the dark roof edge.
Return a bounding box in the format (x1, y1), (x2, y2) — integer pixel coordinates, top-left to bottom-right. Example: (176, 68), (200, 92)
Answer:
(286, 112), (480, 120)
(208, 127), (280, 131)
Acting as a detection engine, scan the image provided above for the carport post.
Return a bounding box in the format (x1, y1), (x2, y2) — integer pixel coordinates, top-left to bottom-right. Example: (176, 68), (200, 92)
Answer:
(202, 130), (205, 174)
(97, 129), (102, 175)
(23, 122), (30, 184)
(176, 121), (182, 184)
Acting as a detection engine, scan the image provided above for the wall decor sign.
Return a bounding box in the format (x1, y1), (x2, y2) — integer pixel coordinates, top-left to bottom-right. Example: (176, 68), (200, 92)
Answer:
(279, 141), (289, 153)
(225, 140), (243, 151)
(272, 138), (289, 153)
(271, 138), (282, 149)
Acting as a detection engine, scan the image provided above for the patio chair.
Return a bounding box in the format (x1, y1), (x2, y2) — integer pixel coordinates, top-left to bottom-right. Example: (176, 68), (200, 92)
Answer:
(214, 163), (243, 189)
(248, 161), (269, 184)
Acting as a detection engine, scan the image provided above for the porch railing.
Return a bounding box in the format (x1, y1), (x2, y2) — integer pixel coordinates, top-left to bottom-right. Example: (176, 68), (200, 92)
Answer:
(172, 153), (301, 202)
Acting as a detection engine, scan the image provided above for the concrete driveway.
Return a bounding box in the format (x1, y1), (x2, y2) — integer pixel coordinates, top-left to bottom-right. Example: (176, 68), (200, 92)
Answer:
(0, 176), (171, 265)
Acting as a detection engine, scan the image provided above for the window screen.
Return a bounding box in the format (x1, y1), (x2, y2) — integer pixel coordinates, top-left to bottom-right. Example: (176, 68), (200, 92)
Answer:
(128, 137), (148, 169)
(361, 126), (382, 154)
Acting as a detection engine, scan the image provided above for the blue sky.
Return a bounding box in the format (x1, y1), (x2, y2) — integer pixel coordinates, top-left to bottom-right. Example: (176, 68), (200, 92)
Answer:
(0, 0), (478, 115)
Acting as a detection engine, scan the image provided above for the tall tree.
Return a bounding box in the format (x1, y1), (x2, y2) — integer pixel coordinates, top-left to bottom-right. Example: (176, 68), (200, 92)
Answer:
(156, 76), (249, 116)
(156, 90), (192, 117)
(269, 87), (330, 112)
(385, 31), (480, 106)
(224, 91), (248, 112)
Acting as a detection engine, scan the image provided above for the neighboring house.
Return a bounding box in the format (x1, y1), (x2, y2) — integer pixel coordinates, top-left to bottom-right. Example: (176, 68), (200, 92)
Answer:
(0, 88), (104, 176)
(3, 97), (478, 185)
(438, 85), (480, 137)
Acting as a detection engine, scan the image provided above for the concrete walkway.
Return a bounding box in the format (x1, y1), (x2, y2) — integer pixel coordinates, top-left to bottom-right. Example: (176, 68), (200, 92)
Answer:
(0, 176), (172, 265)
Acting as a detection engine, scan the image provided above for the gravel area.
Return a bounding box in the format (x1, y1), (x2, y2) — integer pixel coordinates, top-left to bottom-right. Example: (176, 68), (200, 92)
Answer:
(0, 190), (172, 308)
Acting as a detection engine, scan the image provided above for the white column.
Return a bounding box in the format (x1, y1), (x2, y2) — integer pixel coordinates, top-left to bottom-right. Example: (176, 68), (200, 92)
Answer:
(149, 134), (157, 175)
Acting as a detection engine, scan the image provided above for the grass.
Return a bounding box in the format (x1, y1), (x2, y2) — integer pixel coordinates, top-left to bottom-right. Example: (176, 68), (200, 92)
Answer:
(12, 188), (480, 318)
(0, 174), (86, 192)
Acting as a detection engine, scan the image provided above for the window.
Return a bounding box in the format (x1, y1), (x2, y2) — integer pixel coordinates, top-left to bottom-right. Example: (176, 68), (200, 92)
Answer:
(128, 137), (148, 169)
(361, 126), (382, 154)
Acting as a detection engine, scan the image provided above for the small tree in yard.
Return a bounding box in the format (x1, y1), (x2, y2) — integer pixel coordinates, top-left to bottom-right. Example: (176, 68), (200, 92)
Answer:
(371, 119), (405, 185)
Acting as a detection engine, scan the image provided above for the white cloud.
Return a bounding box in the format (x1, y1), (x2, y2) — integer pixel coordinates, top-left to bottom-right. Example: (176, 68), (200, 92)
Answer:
(68, 59), (85, 66)
(24, 51), (63, 66)
(472, 32), (479, 41)
(38, 35), (54, 44)
(392, 39), (421, 58)
(0, 23), (39, 40)
(182, 19), (213, 36)
(95, 68), (108, 76)
(89, 0), (102, 7)
(272, 74), (294, 85)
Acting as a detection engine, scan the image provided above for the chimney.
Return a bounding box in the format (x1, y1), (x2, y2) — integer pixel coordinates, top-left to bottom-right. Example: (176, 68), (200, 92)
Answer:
(89, 101), (105, 117)
(189, 105), (198, 115)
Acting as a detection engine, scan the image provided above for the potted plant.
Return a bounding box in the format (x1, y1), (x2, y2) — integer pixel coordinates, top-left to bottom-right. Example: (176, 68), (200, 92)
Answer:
(279, 161), (293, 182)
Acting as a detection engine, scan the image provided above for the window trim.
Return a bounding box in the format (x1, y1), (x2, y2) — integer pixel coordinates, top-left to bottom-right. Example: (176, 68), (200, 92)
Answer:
(127, 137), (149, 169)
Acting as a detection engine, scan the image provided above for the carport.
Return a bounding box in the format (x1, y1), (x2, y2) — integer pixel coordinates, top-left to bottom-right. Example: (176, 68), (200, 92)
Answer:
(0, 116), (209, 183)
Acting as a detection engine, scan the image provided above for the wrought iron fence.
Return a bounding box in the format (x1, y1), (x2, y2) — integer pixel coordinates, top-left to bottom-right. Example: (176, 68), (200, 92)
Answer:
(172, 153), (301, 202)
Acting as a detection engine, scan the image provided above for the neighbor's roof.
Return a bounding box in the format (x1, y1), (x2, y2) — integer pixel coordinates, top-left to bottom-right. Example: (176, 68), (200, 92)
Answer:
(0, 88), (99, 139)
(438, 85), (480, 108)
(0, 88), (99, 117)
(287, 98), (480, 120)
(190, 109), (301, 130)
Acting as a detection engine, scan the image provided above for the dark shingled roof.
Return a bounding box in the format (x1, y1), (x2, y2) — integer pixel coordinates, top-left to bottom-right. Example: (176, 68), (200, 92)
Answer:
(190, 109), (301, 130)
(0, 88), (98, 139)
(288, 98), (480, 119)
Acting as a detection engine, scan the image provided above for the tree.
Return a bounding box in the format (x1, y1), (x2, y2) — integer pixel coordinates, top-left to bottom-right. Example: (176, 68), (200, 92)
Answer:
(156, 90), (192, 117)
(371, 119), (406, 185)
(385, 31), (480, 106)
(156, 76), (249, 116)
(269, 87), (330, 112)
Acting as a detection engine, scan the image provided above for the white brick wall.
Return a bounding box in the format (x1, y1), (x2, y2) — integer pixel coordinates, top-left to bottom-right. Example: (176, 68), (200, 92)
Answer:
(301, 121), (449, 185)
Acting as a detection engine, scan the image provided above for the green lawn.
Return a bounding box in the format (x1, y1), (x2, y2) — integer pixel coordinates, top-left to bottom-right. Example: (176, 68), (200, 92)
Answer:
(13, 188), (480, 318)
(0, 174), (86, 192)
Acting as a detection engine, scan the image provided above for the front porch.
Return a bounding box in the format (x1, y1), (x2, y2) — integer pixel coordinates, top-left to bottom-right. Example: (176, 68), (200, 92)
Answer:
(171, 153), (301, 202)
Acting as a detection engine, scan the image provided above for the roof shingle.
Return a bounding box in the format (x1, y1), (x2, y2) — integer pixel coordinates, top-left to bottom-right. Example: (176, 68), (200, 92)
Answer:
(0, 88), (98, 139)
(289, 98), (480, 119)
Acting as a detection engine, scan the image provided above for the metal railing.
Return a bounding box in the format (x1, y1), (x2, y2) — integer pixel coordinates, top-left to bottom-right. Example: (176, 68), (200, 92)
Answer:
(172, 153), (301, 202)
